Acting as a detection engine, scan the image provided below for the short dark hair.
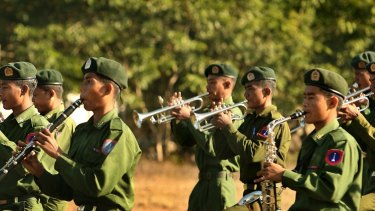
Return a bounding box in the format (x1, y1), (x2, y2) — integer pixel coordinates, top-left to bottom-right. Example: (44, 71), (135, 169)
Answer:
(38, 85), (64, 99)
(15, 79), (37, 97)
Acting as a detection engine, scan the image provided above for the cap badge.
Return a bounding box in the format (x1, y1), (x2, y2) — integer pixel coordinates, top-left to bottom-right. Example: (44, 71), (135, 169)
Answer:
(247, 72), (255, 81)
(370, 64), (375, 73)
(311, 70), (320, 81)
(4, 67), (13, 77)
(358, 61), (366, 69)
(84, 58), (92, 70)
(212, 66), (219, 74)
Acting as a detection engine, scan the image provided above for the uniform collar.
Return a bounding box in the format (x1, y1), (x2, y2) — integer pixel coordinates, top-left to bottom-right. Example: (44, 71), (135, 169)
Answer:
(14, 105), (39, 125)
(246, 105), (277, 117)
(91, 109), (118, 129)
(44, 104), (64, 121)
(310, 119), (339, 145)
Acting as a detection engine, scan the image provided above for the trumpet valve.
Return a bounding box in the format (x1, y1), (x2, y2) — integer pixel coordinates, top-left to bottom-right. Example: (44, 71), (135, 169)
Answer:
(150, 116), (157, 124)
(158, 96), (164, 105)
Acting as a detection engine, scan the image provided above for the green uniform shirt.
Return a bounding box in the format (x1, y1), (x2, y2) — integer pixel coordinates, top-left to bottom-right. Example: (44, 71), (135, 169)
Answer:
(36, 109), (142, 211)
(0, 105), (49, 198)
(40, 104), (76, 174)
(345, 97), (375, 151)
(171, 97), (242, 210)
(283, 119), (363, 211)
(344, 112), (375, 195)
(38, 104), (76, 211)
(214, 105), (291, 184)
(171, 97), (242, 173)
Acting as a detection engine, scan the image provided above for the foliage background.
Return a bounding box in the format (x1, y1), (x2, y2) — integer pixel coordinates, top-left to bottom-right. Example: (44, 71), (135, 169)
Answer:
(1, 0), (375, 160)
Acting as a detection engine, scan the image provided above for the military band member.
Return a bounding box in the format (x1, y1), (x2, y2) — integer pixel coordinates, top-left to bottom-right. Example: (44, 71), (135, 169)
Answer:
(344, 51), (375, 149)
(260, 68), (363, 210)
(22, 57), (142, 211)
(339, 61), (375, 210)
(0, 61), (49, 210)
(169, 64), (242, 211)
(33, 69), (76, 211)
(211, 66), (291, 211)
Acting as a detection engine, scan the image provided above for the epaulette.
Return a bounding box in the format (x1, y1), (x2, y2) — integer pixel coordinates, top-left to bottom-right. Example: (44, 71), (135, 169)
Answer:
(327, 127), (348, 144)
(270, 109), (283, 120)
(109, 117), (125, 131)
(30, 114), (49, 128)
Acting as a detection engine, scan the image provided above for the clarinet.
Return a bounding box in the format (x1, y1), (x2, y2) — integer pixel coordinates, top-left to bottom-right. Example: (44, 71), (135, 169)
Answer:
(261, 110), (305, 211)
(0, 99), (82, 181)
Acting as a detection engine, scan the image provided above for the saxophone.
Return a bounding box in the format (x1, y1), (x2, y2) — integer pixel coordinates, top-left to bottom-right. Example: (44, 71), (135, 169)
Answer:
(261, 110), (305, 211)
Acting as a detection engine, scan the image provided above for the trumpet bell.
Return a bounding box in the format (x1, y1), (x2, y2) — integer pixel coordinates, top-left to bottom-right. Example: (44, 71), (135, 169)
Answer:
(133, 110), (144, 128)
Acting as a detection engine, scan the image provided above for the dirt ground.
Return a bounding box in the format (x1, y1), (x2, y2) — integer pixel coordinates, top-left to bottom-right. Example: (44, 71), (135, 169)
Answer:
(132, 158), (296, 211)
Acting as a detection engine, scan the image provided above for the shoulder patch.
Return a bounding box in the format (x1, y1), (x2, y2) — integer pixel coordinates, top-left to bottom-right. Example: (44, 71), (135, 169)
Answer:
(325, 149), (344, 166)
(256, 126), (268, 139)
(101, 139), (118, 155)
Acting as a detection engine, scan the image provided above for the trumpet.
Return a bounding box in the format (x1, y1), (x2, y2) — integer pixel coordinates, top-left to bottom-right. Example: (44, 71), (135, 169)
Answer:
(191, 100), (248, 132)
(344, 89), (373, 112)
(133, 92), (209, 128)
(345, 86), (372, 99)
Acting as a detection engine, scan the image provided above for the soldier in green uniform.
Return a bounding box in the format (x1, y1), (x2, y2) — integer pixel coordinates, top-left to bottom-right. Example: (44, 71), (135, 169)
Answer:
(0, 61), (49, 210)
(168, 63), (242, 211)
(22, 57), (142, 211)
(344, 51), (375, 149)
(210, 66), (291, 211)
(260, 68), (363, 210)
(33, 69), (76, 211)
(339, 61), (375, 210)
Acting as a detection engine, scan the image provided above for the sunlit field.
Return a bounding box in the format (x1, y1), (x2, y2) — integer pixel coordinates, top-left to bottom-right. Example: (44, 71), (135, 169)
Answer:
(133, 157), (297, 211)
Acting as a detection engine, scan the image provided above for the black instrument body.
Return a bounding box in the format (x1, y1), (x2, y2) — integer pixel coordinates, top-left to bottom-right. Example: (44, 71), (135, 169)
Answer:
(0, 99), (82, 181)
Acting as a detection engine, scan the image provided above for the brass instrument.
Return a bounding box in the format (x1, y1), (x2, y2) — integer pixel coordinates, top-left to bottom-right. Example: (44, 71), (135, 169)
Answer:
(0, 99), (82, 181)
(346, 86), (370, 99)
(344, 87), (373, 112)
(261, 110), (305, 211)
(191, 100), (247, 132)
(133, 92), (209, 128)
(236, 111), (305, 210)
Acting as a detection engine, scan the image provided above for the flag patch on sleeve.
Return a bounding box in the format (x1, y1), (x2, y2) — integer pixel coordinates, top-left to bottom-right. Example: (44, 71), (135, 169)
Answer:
(256, 126), (269, 139)
(26, 133), (36, 144)
(325, 149), (344, 166)
(101, 139), (118, 155)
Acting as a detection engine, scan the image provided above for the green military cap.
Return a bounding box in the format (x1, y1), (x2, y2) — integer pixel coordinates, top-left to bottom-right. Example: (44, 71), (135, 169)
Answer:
(36, 69), (64, 85)
(304, 68), (348, 99)
(350, 51), (375, 69)
(0, 61), (37, 80)
(241, 66), (276, 85)
(367, 62), (375, 74)
(204, 64), (238, 78)
(81, 57), (128, 89)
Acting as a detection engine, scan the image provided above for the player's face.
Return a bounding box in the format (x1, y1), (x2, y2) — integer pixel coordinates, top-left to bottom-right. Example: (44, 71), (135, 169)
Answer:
(80, 73), (107, 112)
(244, 82), (266, 110)
(354, 69), (371, 90)
(33, 87), (51, 115)
(206, 75), (228, 102)
(303, 85), (332, 126)
(0, 80), (23, 110)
